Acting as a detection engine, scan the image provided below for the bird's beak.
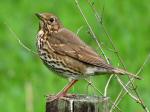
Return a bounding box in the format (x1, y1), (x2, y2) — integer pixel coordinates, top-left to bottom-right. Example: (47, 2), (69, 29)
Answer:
(35, 13), (44, 21)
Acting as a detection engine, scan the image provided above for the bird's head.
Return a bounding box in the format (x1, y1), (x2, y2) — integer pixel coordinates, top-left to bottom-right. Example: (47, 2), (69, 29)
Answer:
(36, 13), (63, 32)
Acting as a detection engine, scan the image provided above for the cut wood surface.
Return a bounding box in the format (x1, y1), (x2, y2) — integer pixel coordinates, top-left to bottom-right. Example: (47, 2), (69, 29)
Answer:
(46, 94), (109, 112)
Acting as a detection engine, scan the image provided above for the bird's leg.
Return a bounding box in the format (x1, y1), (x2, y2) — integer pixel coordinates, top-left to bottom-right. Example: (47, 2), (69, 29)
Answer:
(50, 79), (78, 101)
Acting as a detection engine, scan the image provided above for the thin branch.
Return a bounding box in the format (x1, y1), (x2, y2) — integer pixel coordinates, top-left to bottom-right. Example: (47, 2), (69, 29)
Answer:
(136, 53), (150, 75)
(115, 76), (140, 103)
(110, 89), (125, 112)
(87, 1), (125, 68)
(104, 74), (114, 96)
(86, 0), (140, 101)
(86, 1), (149, 112)
(5, 22), (38, 55)
(86, 0), (123, 97)
(111, 53), (150, 112)
(84, 79), (103, 95)
(74, 1), (143, 112)
(84, 79), (122, 112)
(75, 1), (141, 106)
(76, 25), (84, 35)
(75, 0), (115, 97)
(74, 0), (109, 63)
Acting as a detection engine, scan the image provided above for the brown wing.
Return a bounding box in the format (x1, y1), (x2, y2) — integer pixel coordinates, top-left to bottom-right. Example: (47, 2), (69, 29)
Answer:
(48, 28), (112, 69)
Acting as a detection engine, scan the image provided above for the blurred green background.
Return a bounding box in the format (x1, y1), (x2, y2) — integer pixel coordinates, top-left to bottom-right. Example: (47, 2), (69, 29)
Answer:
(0, 0), (150, 112)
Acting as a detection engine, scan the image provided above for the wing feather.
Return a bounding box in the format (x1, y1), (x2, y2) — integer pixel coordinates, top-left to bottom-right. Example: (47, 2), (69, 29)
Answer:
(48, 28), (112, 69)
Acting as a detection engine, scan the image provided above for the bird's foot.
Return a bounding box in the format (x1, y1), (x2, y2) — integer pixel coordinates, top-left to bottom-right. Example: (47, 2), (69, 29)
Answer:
(49, 92), (66, 102)
(64, 93), (76, 98)
(47, 80), (78, 102)
(48, 93), (76, 102)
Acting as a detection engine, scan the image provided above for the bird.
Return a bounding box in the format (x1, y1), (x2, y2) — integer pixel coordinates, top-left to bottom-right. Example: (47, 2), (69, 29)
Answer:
(35, 12), (140, 100)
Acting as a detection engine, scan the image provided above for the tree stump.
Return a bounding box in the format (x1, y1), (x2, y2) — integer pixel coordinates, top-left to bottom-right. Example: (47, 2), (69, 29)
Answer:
(46, 94), (109, 112)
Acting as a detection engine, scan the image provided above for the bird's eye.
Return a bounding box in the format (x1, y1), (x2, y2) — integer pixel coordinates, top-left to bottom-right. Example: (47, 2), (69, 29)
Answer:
(49, 17), (55, 23)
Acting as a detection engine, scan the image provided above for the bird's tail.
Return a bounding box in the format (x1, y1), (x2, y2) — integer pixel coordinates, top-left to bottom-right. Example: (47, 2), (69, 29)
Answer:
(112, 68), (141, 80)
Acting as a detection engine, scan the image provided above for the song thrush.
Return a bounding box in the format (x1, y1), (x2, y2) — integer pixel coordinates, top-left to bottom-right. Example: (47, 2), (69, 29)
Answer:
(35, 12), (140, 100)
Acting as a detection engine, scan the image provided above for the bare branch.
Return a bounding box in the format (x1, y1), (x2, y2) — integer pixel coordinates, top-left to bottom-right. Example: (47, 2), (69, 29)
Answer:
(76, 26), (84, 35)
(111, 53), (150, 112)
(74, 0), (109, 62)
(84, 79), (122, 112)
(104, 74), (114, 96)
(5, 22), (38, 55)
(84, 79), (103, 95)
(74, 1), (145, 112)
(75, 0), (115, 98)
(86, 1), (140, 101)
(86, 1), (149, 112)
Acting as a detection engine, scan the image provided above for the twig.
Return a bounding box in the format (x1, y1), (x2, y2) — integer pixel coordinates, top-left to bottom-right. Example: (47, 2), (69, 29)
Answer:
(85, 0), (139, 102)
(110, 89), (125, 112)
(111, 53), (150, 112)
(74, 0), (109, 63)
(76, 25), (84, 35)
(87, 1), (125, 68)
(115, 76), (140, 103)
(5, 22), (38, 55)
(104, 74), (114, 96)
(87, 0), (131, 98)
(75, 1), (140, 106)
(136, 53), (150, 76)
(85, 79), (103, 95)
(74, 1), (142, 111)
(87, 0), (123, 97)
(75, 0), (114, 97)
(87, 1), (149, 112)
(85, 79), (122, 112)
